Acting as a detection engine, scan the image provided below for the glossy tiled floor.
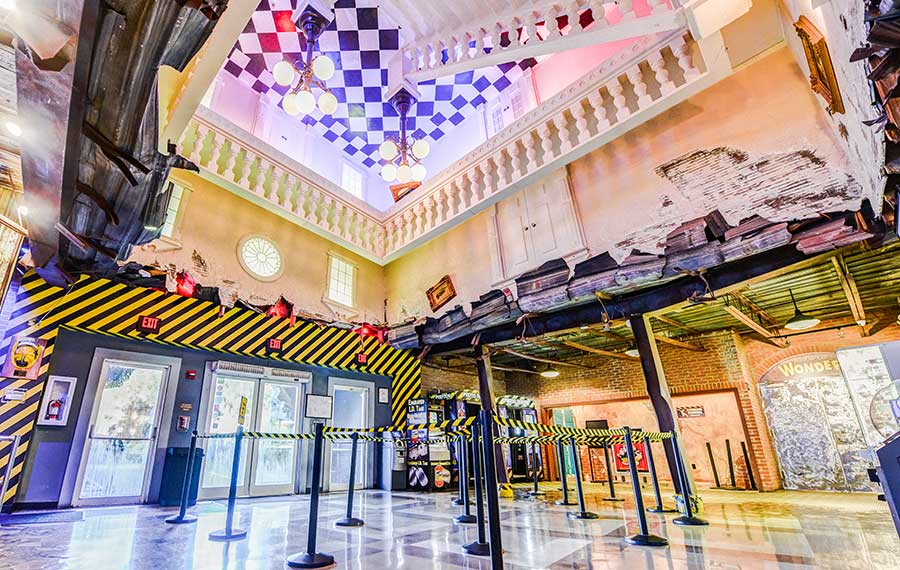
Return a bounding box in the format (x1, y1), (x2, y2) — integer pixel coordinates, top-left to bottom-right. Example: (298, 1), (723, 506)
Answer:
(0, 483), (897, 569)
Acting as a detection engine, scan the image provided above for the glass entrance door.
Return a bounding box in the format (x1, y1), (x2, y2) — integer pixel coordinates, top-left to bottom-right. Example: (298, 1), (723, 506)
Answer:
(200, 373), (302, 499)
(329, 385), (369, 491)
(75, 360), (170, 506)
(553, 408), (576, 476)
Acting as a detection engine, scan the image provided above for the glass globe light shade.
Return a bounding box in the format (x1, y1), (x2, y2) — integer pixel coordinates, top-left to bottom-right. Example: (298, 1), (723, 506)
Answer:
(411, 163), (426, 181)
(273, 61), (295, 86)
(396, 164), (412, 183)
(379, 140), (399, 161)
(317, 91), (338, 115)
(282, 93), (301, 116)
(412, 139), (430, 159)
(296, 90), (316, 114)
(312, 56), (335, 81)
(381, 163), (397, 182)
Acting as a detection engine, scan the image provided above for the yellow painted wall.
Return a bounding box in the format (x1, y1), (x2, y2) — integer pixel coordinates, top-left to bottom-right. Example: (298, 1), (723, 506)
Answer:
(129, 170), (388, 323)
(384, 47), (855, 321)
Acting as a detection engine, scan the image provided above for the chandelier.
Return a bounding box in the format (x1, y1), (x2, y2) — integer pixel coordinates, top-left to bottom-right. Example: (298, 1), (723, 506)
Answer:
(379, 89), (430, 183)
(272, 8), (337, 116)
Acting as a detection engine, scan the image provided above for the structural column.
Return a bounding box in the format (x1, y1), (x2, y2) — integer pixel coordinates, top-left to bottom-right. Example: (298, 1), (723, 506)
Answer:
(629, 314), (686, 493)
(474, 345), (504, 569)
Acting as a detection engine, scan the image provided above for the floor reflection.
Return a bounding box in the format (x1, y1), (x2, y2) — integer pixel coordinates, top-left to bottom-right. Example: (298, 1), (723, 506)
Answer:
(0, 486), (896, 569)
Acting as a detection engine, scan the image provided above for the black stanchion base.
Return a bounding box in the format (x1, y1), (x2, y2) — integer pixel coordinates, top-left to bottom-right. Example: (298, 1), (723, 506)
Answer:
(454, 513), (477, 524)
(462, 541), (491, 556)
(646, 507), (679, 514)
(286, 552), (335, 568)
(554, 499), (577, 506)
(625, 533), (669, 547)
(451, 498), (465, 505)
(528, 490), (546, 496)
(208, 528), (247, 541)
(566, 511), (600, 520)
(335, 517), (365, 527)
(165, 514), (198, 525)
(603, 497), (625, 502)
(673, 515), (709, 526)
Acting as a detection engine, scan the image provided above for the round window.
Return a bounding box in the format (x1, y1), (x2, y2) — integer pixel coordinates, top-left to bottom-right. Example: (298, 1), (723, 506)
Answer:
(238, 235), (283, 281)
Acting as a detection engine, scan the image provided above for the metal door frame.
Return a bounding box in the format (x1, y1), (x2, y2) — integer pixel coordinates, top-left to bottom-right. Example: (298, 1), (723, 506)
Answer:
(325, 377), (375, 492)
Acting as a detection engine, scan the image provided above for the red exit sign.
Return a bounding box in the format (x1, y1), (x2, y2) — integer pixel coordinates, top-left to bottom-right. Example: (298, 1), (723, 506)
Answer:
(267, 338), (283, 353)
(137, 315), (162, 334)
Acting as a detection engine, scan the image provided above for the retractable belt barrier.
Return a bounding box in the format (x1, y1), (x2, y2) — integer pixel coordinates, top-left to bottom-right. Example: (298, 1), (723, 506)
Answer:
(492, 415), (671, 442)
(495, 431), (671, 445)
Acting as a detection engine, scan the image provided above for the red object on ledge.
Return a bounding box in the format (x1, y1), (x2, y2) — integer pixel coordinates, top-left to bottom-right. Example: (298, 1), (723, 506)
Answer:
(175, 271), (196, 297)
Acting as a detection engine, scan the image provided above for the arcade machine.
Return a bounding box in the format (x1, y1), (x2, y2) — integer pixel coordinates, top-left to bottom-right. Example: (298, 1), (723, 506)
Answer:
(496, 395), (540, 483)
(434, 390), (481, 493)
(405, 394), (454, 492)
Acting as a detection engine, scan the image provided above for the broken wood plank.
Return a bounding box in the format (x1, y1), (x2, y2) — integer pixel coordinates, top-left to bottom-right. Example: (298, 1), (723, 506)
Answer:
(515, 258), (570, 297)
(831, 254), (871, 336)
(723, 215), (773, 240)
(665, 217), (708, 254)
(493, 346), (591, 368)
(518, 285), (570, 313)
(615, 253), (665, 287)
(704, 210), (731, 240)
(721, 223), (792, 263)
(663, 241), (723, 277)
(560, 339), (639, 361)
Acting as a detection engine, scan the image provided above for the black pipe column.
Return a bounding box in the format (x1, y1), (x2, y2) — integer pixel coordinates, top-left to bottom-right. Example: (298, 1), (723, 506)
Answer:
(473, 345), (504, 570)
(528, 442), (545, 496)
(623, 428), (668, 546)
(555, 440), (575, 506)
(455, 435), (476, 524)
(566, 438), (599, 520)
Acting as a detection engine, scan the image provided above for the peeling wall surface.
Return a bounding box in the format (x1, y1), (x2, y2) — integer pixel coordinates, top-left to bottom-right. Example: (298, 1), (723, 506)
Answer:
(385, 47), (861, 320)
(778, 0), (885, 211)
(128, 171), (388, 322)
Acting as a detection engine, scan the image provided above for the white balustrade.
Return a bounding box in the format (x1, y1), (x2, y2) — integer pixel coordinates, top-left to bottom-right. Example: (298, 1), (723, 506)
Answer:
(181, 33), (707, 264)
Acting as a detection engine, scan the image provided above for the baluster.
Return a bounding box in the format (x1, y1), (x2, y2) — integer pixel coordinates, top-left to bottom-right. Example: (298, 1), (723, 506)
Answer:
(222, 142), (239, 182)
(507, 18), (521, 49)
(471, 168), (485, 203)
(207, 132), (226, 174)
(238, 150), (256, 188)
(489, 26), (502, 54)
(456, 175), (471, 209)
(403, 210), (416, 244)
(588, 90), (610, 133)
(413, 202), (426, 236)
(566, 0), (582, 33)
(484, 158), (499, 196)
(447, 180), (460, 215)
(675, 37), (700, 80)
(572, 100), (589, 145)
(282, 175), (296, 209)
(524, 131), (538, 174)
(651, 51), (674, 96)
(610, 77), (630, 122)
(523, 13), (538, 45)
(544, 6), (561, 39)
(309, 189), (323, 226)
(554, 114), (571, 154)
(508, 142), (521, 180)
(627, 67), (652, 108)
(590, 0), (608, 27)
(473, 29), (486, 59)
(425, 196), (437, 230)
(539, 122), (554, 163)
(438, 186), (451, 221)
(189, 124), (210, 166)
(498, 147), (511, 184)
(617, 0), (635, 20)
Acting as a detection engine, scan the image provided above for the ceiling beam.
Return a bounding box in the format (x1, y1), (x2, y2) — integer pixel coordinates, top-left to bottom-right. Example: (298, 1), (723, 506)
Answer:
(560, 339), (640, 361)
(492, 346), (591, 369)
(448, 354), (543, 375)
(730, 290), (778, 327)
(653, 315), (701, 335)
(721, 302), (787, 348)
(653, 334), (706, 352)
(831, 254), (871, 336)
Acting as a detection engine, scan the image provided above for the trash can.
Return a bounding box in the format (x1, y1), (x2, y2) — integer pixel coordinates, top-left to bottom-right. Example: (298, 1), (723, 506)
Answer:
(159, 447), (205, 507)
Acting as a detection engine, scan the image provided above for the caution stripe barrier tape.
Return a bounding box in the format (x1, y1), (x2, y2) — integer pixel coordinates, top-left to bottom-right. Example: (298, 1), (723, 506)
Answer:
(493, 415), (671, 442)
(196, 432), (237, 439)
(495, 431), (671, 445)
(323, 416), (479, 434)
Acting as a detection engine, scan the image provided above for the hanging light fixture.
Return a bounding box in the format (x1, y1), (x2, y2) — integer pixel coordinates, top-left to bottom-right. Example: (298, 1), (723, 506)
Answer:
(784, 288), (820, 331)
(625, 347), (640, 357)
(273, 8), (337, 117)
(540, 368), (560, 378)
(380, 89), (429, 183)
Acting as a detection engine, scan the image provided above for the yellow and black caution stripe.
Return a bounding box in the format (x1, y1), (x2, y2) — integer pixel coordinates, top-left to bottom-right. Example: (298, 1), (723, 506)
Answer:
(493, 415), (619, 437)
(0, 272), (422, 510)
(495, 430), (672, 445)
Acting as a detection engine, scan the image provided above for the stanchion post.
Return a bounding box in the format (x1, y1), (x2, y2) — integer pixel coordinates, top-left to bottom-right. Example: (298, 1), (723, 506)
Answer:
(463, 424), (490, 556)
(623, 428), (668, 546)
(455, 434), (477, 524)
(567, 437), (599, 520)
(479, 411), (504, 569)
(528, 442), (545, 496)
(740, 441), (757, 490)
(209, 427), (248, 541)
(602, 440), (624, 502)
(452, 436), (466, 505)
(166, 431), (199, 524)
(706, 442), (722, 488)
(287, 423), (335, 568)
(336, 432), (364, 527)
(726, 439), (737, 488)
(555, 439), (575, 506)
(645, 435), (677, 514)
(671, 431), (708, 527)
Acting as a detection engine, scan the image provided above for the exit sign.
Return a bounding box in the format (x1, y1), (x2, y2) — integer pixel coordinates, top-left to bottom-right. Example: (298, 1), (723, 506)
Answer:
(356, 352), (368, 365)
(267, 338), (283, 353)
(137, 315), (162, 334)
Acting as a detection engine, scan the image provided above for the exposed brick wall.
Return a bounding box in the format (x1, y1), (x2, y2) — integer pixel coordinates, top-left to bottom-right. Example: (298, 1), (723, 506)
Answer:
(506, 331), (782, 491)
(420, 365), (508, 397)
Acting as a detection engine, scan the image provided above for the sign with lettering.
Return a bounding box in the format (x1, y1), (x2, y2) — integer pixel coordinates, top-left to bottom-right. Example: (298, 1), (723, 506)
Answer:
(0, 335), (46, 379)
(137, 315), (162, 334)
(762, 352), (843, 384)
(267, 337), (283, 354)
(356, 352), (368, 365)
(238, 396), (248, 426)
(677, 405), (705, 418)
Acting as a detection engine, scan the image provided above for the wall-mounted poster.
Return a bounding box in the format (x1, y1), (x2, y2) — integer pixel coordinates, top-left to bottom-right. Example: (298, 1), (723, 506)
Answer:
(612, 440), (649, 473)
(1, 335), (47, 380)
(305, 394), (333, 419)
(37, 375), (77, 426)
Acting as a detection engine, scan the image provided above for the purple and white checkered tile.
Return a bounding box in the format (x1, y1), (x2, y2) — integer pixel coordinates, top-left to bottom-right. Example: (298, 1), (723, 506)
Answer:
(223, 0), (535, 172)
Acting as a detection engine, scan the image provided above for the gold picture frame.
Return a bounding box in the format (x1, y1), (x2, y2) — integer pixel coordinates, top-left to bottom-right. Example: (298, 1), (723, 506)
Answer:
(794, 16), (844, 115)
(0, 214), (25, 311)
(426, 274), (457, 312)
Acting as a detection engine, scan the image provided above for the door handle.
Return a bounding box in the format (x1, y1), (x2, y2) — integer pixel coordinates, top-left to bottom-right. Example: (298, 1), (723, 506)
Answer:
(531, 223), (536, 228)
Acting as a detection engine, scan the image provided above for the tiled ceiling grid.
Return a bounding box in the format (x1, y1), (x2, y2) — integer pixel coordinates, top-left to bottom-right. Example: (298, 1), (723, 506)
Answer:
(223, 0), (535, 171)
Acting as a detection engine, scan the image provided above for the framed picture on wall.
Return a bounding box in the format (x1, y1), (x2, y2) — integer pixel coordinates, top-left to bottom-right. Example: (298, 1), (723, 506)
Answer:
(37, 375), (77, 426)
(378, 387), (390, 404)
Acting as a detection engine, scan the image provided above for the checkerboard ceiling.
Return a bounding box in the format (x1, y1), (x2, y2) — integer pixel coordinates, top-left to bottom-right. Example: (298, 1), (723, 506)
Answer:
(224, 0), (535, 172)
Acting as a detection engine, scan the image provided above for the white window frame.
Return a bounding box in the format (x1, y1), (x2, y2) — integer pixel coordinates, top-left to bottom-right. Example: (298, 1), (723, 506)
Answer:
(153, 181), (192, 252)
(323, 252), (358, 316)
(237, 234), (285, 282)
(340, 161), (365, 201)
